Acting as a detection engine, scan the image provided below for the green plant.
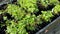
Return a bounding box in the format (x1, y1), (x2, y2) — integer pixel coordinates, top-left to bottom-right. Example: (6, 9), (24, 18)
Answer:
(0, 0), (60, 34)
(53, 5), (60, 14)
(17, 0), (38, 13)
(41, 11), (53, 22)
(24, 14), (36, 30)
(5, 4), (26, 20)
(6, 20), (28, 34)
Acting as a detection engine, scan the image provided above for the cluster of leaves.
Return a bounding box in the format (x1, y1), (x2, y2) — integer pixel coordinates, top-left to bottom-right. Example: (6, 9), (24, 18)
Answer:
(17, 0), (38, 13)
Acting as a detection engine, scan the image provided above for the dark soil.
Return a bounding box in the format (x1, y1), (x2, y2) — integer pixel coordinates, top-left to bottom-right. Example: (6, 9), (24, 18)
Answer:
(0, 4), (7, 10)
(0, 25), (6, 34)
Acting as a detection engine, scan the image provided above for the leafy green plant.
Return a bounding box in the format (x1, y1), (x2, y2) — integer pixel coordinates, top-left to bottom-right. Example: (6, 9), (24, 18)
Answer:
(53, 5), (60, 14)
(41, 11), (53, 22)
(5, 4), (26, 20)
(24, 14), (36, 30)
(6, 20), (28, 34)
(17, 0), (38, 13)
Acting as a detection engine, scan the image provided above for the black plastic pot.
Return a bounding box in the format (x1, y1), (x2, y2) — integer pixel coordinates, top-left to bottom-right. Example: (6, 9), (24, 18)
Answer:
(0, 0), (13, 6)
(36, 16), (60, 34)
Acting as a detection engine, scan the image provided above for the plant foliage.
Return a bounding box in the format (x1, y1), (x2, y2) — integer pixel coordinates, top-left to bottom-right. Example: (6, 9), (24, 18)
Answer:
(0, 0), (60, 34)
